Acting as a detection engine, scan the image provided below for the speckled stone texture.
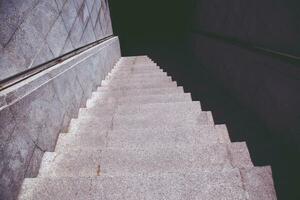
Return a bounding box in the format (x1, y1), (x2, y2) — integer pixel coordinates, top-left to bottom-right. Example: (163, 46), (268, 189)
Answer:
(0, 0), (114, 81)
(0, 37), (121, 200)
(18, 56), (277, 199)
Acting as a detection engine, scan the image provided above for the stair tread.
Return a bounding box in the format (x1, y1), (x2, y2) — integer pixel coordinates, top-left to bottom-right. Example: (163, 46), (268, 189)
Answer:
(102, 77), (172, 86)
(39, 143), (252, 178)
(102, 81), (177, 90)
(87, 93), (192, 109)
(113, 65), (159, 71)
(95, 86), (184, 98)
(107, 74), (170, 82)
(112, 68), (163, 75)
(116, 101), (201, 114)
(56, 125), (223, 152)
(117, 56), (154, 66)
(20, 169), (249, 200)
(108, 71), (168, 78)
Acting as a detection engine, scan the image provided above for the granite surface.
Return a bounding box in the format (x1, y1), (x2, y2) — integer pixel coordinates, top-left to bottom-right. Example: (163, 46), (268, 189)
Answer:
(0, 36), (121, 200)
(17, 56), (277, 200)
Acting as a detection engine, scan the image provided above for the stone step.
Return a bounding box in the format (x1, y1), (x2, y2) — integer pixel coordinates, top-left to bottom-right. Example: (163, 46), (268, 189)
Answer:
(38, 143), (252, 178)
(72, 108), (212, 135)
(86, 93), (192, 109)
(112, 68), (163, 75)
(118, 93), (192, 105)
(55, 125), (228, 152)
(118, 55), (153, 61)
(102, 81), (177, 90)
(79, 93), (195, 120)
(113, 64), (160, 71)
(240, 166), (277, 199)
(102, 75), (172, 85)
(94, 86), (184, 99)
(115, 63), (158, 68)
(20, 167), (276, 200)
(112, 102), (210, 129)
(107, 71), (168, 79)
(106, 125), (224, 149)
(116, 101), (202, 115)
(106, 72), (170, 80)
(20, 169), (257, 200)
(66, 115), (113, 135)
(215, 124), (232, 143)
(106, 72), (169, 81)
(84, 92), (191, 116)
(112, 112), (212, 130)
(102, 76), (172, 87)
(111, 67), (161, 74)
(117, 56), (154, 66)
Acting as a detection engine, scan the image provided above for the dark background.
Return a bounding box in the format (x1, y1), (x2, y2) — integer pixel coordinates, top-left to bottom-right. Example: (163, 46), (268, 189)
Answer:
(108, 0), (300, 199)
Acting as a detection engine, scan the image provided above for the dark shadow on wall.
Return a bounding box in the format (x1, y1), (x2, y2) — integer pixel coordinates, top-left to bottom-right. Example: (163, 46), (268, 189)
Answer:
(108, 0), (300, 199)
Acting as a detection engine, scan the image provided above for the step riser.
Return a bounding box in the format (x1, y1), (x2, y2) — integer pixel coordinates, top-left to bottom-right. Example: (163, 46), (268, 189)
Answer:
(38, 143), (252, 178)
(19, 170), (250, 200)
(95, 87), (184, 98)
(86, 94), (192, 109)
(104, 75), (171, 83)
(106, 126), (222, 149)
(116, 102), (202, 115)
(102, 77), (172, 87)
(112, 69), (163, 75)
(117, 59), (154, 65)
(113, 65), (159, 71)
(102, 81), (177, 90)
(113, 113), (211, 130)
(108, 71), (167, 78)
(104, 75), (171, 82)
(106, 74), (169, 82)
(55, 126), (225, 152)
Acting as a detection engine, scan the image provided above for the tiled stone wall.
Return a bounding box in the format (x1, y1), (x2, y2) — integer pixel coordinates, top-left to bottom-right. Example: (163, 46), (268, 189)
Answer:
(0, 0), (113, 81)
(0, 35), (120, 200)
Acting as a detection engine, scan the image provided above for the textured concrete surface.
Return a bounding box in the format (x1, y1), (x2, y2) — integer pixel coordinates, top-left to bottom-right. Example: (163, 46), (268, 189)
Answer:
(0, 0), (114, 81)
(215, 124), (231, 144)
(19, 170), (246, 200)
(102, 76), (172, 87)
(107, 126), (220, 149)
(96, 86), (184, 97)
(86, 93), (191, 108)
(37, 144), (249, 177)
(17, 56), (276, 199)
(0, 37), (121, 200)
(241, 166), (277, 200)
(108, 71), (168, 79)
(116, 101), (202, 115)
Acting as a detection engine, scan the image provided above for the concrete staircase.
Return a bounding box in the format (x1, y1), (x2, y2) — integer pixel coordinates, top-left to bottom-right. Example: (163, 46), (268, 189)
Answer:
(18, 56), (277, 199)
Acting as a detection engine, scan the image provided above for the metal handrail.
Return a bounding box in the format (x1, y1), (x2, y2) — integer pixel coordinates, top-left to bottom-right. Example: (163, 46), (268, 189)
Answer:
(0, 35), (115, 91)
